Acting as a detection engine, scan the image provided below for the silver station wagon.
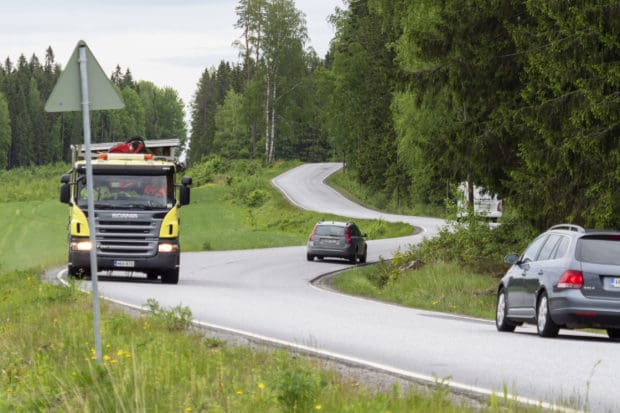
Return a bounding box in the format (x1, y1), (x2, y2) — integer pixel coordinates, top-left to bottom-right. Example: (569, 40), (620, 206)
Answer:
(496, 224), (620, 340)
(306, 221), (367, 264)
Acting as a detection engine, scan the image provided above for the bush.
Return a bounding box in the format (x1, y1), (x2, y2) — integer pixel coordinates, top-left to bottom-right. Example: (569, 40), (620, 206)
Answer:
(187, 156), (227, 187)
(409, 214), (536, 277)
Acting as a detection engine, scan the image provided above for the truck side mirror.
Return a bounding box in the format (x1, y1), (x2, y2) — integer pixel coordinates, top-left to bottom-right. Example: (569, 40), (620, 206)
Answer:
(60, 174), (71, 204)
(179, 176), (192, 206)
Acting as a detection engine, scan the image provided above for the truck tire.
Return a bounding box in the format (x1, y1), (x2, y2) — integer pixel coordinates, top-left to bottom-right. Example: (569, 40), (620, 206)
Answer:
(161, 269), (179, 284)
(68, 265), (85, 279)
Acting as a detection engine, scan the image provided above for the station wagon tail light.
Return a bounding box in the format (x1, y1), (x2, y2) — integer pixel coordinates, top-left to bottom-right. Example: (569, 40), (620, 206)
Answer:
(557, 270), (583, 289)
(345, 227), (352, 244)
(309, 225), (317, 241)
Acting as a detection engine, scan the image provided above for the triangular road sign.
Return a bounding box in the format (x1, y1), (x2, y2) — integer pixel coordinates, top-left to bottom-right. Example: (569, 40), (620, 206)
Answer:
(45, 40), (125, 112)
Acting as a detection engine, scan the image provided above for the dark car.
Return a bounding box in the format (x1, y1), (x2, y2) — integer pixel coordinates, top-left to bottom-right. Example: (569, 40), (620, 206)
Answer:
(306, 221), (367, 263)
(496, 224), (620, 340)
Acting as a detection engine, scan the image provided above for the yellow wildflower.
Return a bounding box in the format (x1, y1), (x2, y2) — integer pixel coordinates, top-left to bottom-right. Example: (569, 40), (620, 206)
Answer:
(236, 390), (243, 395)
(185, 408), (193, 412)
(258, 383), (265, 390)
(315, 404), (322, 410)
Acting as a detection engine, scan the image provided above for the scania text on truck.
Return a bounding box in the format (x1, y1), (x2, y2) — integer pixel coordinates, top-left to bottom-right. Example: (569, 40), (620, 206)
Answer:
(59, 138), (192, 284)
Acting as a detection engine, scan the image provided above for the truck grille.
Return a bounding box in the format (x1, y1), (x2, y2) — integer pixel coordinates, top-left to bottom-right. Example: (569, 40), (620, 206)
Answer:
(95, 213), (162, 258)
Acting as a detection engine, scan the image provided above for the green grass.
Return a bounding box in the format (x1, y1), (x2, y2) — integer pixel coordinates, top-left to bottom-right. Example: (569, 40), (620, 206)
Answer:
(0, 199), (68, 271)
(0, 270), (539, 412)
(332, 261), (497, 320)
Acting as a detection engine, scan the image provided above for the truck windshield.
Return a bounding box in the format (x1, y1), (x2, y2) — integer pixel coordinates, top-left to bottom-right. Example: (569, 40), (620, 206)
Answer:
(77, 174), (171, 209)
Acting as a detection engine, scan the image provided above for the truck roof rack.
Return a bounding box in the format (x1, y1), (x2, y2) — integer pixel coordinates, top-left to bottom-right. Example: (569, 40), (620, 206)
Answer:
(71, 138), (181, 162)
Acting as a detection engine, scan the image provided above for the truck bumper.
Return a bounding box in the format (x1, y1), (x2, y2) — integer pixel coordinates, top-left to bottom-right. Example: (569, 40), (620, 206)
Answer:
(69, 245), (179, 274)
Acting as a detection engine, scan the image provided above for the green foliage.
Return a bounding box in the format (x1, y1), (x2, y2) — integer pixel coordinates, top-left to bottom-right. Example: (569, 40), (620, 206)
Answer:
(0, 50), (186, 169)
(187, 155), (227, 187)
(410, 216), (536, 277)
(507, 1), (620, 229)
(143, 298), (193, 331)
(274, 353), (327, 412)
(0, 163), (68, 202)
(213, 90), (251, 158)
(0, 92), (13, 168)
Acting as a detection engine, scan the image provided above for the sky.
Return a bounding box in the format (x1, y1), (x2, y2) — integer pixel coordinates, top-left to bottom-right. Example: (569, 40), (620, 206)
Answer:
(1, 0), (343, 121)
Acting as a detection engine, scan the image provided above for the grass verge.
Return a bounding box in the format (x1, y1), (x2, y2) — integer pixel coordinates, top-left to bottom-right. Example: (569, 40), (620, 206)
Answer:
(331, 260), (497, 320)
(0, 269), (534, 412)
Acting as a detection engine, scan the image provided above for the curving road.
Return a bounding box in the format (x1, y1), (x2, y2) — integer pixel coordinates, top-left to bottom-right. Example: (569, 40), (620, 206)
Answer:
(65, 163), (618, 412)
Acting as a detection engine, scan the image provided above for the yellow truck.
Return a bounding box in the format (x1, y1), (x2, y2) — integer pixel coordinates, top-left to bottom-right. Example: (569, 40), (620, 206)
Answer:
(59, 138), (191, 284)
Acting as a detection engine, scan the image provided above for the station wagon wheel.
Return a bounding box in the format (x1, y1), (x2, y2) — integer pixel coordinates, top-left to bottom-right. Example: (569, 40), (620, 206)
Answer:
(306, 253), (314, 261)
(349, 251), (357, 264)
(359, 247), (367, 264)
(496, 288), (516, 332)
(537, 292), (559, 338)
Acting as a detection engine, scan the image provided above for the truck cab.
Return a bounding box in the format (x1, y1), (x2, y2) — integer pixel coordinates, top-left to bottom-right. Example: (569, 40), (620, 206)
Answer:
(60, 138), (191, 284)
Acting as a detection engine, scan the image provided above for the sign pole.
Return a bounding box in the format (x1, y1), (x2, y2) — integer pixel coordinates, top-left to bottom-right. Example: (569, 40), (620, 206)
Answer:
(45, 40), (124, 363)
(78, 44), (102, 362)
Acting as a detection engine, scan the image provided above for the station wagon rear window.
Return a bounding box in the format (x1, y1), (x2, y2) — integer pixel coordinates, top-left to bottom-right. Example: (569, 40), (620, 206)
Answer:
(315, 225), (345, 237)
(577, 236), (620, 265)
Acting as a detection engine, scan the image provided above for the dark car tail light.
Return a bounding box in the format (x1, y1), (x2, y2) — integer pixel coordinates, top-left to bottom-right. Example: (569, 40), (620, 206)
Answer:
(557, 270), (583, 289)
(309, 225), (317, 241)
(345, 227), (352, 244)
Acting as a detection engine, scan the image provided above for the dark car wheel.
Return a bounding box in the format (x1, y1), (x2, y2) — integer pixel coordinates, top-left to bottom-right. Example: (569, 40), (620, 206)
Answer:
(349, 253), (357, 264)
(359, 247), (367, 264)
(537, 292), (559, 338)
(68, 265), (87, 279)
(607, 329), (620, 341)
(306, 253), (314, 261)
(496, 289), (516, 332)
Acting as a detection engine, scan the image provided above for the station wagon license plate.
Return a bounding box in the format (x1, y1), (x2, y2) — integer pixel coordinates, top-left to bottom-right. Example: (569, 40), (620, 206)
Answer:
(610, 277), (620, 288)
(114, 260), (135, 268)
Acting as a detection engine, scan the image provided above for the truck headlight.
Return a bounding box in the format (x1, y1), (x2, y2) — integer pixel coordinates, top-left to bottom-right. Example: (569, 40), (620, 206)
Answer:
(158, 243), (178, 253)
(70, 241), (92, 251)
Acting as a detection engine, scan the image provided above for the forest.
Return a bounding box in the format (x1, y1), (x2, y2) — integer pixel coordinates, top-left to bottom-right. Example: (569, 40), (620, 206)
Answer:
(1, 0), (618, 230)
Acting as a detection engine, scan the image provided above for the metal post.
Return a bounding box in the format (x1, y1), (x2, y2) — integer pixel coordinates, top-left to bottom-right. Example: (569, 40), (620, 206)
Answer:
(78, 44), (102, 362)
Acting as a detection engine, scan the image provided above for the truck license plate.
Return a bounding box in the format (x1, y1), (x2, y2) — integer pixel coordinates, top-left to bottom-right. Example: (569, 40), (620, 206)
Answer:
(114, 260), (135, 268)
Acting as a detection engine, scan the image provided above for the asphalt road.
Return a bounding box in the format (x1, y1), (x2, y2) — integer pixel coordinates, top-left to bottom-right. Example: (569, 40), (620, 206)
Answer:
(64, 162), (619, 412)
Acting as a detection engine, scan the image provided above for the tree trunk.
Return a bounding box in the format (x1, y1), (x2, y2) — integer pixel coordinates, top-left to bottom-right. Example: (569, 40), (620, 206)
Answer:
(269, 82), (277, 164)
(264, 70), (270, 162)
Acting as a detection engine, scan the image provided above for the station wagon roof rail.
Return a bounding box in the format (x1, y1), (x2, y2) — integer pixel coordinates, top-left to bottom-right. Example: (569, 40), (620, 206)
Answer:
(549, 224), (585, 233)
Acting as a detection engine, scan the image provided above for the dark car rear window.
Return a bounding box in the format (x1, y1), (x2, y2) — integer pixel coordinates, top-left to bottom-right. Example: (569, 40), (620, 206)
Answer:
(315, 225), (345, 237)
(577, 236), (620, 265)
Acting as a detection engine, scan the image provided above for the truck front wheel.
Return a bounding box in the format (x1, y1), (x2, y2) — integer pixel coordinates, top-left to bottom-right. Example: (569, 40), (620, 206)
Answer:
(161, 269), (179, 284)
(68, 265), (87, 279)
